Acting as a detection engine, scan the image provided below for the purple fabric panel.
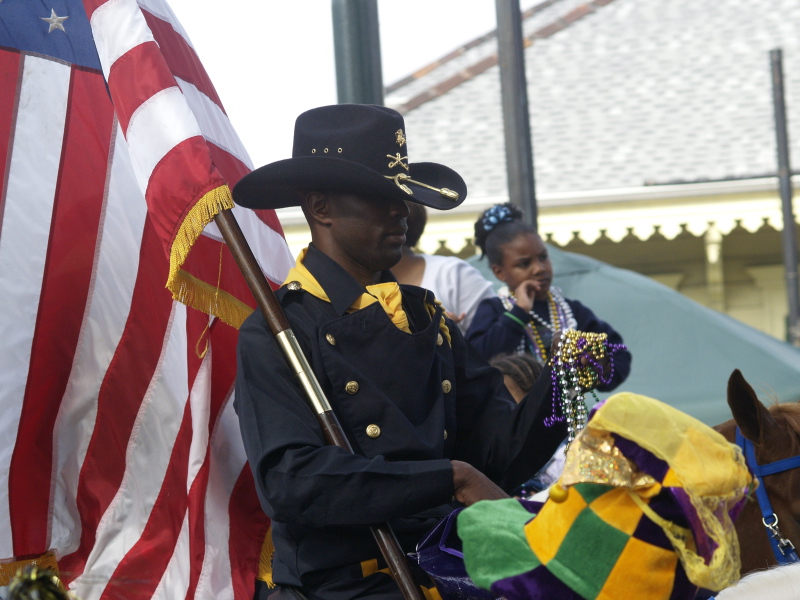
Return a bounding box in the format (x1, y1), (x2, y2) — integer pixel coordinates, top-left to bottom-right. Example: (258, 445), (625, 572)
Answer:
(728, 495), (748, 522)
(519, 498), (545, 514)
(668, 563), (698, 600)
(649, 489), (692, 528)
(670, 487), (717, 563)
(491, 565), (586, 600)
(632, 503), (674, 550)
(613, 433), (670, 481)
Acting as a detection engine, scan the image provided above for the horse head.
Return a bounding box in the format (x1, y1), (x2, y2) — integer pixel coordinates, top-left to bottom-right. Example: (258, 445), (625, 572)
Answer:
(715, 368), (800, 575)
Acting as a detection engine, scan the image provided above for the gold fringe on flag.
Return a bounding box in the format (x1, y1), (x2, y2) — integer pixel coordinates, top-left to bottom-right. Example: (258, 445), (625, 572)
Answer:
(0, 551), (60, 586)
(165, 184), (254, 329)
(256, 527), (276, 588)
(171, 268), (254, 330)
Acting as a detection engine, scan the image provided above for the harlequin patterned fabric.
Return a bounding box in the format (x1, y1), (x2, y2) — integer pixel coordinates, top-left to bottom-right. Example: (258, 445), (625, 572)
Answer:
(457, 393), (753, 600)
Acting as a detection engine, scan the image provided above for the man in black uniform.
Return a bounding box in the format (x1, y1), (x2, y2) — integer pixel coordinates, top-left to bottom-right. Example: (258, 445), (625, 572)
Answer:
(232, 104), (566, 600)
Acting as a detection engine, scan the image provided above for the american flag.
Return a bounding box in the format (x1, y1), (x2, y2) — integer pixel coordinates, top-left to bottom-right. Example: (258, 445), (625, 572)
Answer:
(0, 1), (293, 598)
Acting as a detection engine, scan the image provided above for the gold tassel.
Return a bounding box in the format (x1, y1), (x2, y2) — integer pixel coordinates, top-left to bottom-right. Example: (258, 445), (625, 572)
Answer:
(165, 185), (252, 328)
(170, 269), (254, 329)
(256, 527), (276, 588)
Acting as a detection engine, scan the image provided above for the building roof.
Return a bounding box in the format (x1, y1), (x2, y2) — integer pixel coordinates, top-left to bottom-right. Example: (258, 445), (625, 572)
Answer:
(388, 0), (800, 204)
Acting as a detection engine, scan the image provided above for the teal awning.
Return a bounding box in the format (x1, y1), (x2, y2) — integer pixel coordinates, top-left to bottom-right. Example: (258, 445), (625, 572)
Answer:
(469, 246), (800, 425)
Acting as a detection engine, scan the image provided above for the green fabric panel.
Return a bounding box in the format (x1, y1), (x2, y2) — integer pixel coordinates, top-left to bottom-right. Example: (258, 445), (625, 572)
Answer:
(574, 482), (614, 504)
(549, 504), (631, 599)
(458, 499), (541, 589)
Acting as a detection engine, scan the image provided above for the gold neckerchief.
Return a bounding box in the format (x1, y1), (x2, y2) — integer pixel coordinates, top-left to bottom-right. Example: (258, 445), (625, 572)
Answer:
(283, 248), (450, 344)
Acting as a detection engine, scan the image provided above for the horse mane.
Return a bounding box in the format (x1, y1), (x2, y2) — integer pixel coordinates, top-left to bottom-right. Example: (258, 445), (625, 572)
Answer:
(715, 400), (800, 439)
(769, 401), (800, 434)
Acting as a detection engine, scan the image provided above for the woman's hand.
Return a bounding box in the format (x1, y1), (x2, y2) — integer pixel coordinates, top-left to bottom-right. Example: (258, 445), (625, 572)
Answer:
(446, 310), (466, 325)
(451, 460), (509, 506)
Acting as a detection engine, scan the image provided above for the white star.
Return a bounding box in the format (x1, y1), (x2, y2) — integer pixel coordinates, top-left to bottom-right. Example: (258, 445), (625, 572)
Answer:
(41, 8), (68, 34)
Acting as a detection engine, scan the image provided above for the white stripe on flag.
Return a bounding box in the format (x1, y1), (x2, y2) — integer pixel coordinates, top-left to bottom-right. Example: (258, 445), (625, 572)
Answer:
(90, 0), (155, 77)
(51, 125), (149, 556)
(151, 512), (191, 600)
(187, 346), (212, 492)
(125, 86), (202, 192)
(195, 394), (248, 600)
(0, 55), (70, 556)
(202, 206), (295, 286)
(75, 302), (188, 600)
(175, 77), (253, 170)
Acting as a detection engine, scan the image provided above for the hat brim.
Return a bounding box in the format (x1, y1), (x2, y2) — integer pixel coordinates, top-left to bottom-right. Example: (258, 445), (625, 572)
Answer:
(232, 156), (467, 211)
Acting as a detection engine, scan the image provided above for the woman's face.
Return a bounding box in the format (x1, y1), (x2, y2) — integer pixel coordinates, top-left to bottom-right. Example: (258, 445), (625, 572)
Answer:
(491, 232), (553, 300)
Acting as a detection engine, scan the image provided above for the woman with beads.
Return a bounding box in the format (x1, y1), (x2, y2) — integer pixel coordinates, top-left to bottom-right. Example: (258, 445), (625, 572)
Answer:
(466, 202), (632, 393)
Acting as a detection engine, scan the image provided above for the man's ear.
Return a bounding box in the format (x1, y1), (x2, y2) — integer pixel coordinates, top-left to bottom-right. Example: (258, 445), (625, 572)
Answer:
(491, 263), (506, 282)
(302, 191), (334, 227)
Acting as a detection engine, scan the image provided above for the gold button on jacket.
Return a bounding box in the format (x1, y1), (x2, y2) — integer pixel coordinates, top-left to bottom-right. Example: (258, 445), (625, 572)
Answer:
(366, 424), (381, 438)
(325, 333), (336, 346)
(442, 380), (452, 394)
(345, 381), (359, 394)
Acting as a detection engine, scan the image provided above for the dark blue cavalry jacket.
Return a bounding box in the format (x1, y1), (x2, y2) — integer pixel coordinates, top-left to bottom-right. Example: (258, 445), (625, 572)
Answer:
(234, 245), (565, 588)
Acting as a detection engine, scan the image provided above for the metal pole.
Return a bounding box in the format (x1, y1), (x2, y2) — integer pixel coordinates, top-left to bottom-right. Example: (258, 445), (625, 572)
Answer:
(495, 0), (537, 229)
(332, 0), (384, 105)
(769, 48), (800, 346)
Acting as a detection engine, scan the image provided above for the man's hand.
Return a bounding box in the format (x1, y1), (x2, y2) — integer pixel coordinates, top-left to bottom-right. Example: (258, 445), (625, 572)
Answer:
(451, 460), (509, 506)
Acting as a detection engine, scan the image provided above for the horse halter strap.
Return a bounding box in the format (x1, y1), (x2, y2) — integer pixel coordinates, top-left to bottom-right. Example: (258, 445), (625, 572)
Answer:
(735, 428), (800, 565)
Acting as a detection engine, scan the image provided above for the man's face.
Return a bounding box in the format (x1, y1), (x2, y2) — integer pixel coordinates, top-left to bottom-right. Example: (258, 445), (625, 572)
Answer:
(326, 192), (410, 275)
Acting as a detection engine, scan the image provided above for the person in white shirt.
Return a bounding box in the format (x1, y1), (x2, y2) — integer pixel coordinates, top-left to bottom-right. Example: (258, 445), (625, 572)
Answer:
(391, 202), (495, 333)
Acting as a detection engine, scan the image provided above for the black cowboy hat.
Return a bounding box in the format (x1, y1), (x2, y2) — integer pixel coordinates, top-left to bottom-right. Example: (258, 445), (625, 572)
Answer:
(232, 104), (467, 211)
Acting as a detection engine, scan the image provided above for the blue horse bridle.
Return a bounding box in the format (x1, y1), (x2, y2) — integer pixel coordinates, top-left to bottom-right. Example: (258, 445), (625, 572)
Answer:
(735, 428), (800, 564)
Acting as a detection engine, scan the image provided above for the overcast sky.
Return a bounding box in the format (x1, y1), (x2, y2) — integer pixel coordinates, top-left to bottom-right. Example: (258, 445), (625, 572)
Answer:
(167, 1), (537, 168)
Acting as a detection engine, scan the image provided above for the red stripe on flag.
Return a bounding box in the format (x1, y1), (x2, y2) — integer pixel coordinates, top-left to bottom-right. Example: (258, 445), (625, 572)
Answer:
(140, 10), (225, 112)
(205, 140), (249, 189)
(9, 65), (114, 557)
(99, 312), (231, 599)
(144, 136), (225, 259)
(81, 0), (105, 20)
(229, 466), (270, 600)
(0, 48), (22, 235)
(203, 140), (287, 238)
(181, 235), (260, 314)
(100, 393), (193, 600)
(59, 221), (174, 583)
(183, 450), (210, 600)
(184, 318), (239, 599)
(107, 41), (179, 134)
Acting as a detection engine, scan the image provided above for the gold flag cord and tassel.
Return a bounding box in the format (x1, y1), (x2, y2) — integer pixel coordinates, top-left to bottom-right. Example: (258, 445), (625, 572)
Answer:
(166, 184), (255, 331)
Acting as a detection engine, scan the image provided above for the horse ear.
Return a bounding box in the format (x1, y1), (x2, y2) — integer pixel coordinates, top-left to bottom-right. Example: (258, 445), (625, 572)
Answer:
(727, 369), (776, 444)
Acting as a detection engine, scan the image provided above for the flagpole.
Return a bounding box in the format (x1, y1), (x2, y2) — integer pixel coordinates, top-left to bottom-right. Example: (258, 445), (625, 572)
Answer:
(213, 209), (426, 600)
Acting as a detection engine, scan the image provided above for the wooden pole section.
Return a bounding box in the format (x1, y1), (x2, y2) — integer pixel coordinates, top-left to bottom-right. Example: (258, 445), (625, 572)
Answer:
(769, 48), (800, 346)
(213, 209), (425, 600)
(495, 0), (538, 230)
